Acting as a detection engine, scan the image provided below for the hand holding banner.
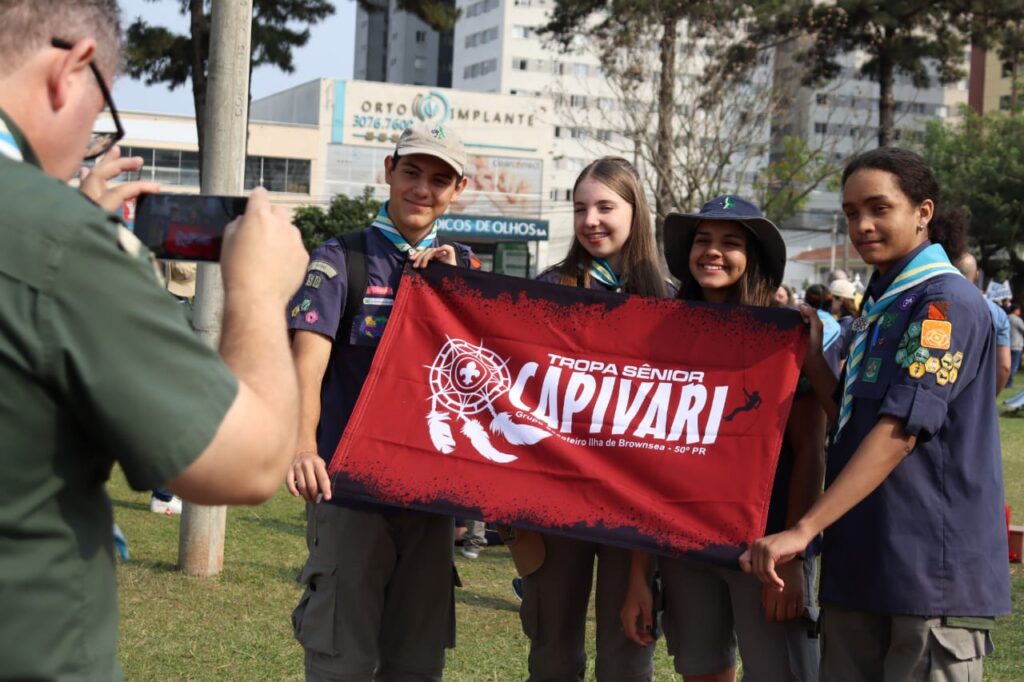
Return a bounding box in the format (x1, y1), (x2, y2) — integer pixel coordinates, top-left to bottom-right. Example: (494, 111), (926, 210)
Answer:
(329, 264), (806, 563)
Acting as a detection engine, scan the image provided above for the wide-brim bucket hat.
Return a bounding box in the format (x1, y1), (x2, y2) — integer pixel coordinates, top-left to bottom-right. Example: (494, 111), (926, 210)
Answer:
(664, 195), (786, 289)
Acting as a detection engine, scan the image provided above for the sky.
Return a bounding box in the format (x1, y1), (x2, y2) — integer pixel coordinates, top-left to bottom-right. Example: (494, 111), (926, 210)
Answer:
(113, 0), (357, 115)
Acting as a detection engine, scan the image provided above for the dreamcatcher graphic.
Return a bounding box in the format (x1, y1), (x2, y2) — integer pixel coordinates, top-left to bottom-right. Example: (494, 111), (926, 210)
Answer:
(426, 337), (551, 463)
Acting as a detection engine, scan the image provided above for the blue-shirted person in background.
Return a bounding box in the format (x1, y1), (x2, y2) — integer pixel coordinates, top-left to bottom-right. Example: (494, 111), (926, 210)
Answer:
(953, 252), (1011, 394)
(741, 147), (1011, 681)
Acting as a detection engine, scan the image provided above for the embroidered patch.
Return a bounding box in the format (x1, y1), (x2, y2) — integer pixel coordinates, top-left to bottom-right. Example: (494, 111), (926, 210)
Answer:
(290, 305), (300, 318)
(900, 294), (918, 311)
(305, 310), (319, 324)
(863, 357), (882, 383)
(925, 357), (941, 374)
(927, 301), (950, 320)
(908, 321), (923, 339)
(949, 368), (959, 384)
(308, 259), (339, 278)
(952, 351), (964, 368)
(940, 352), (954, 371)
(913, 347), (931, 364)
(300, 298), (312, 312)
(366, 285), (394, 296)
(895, 348), (908, 366)
(359, 314), (389, 339)
(908, 361), (927, 378)
(920, 319), (952, 350)
(305, 272), (323, 289)
(936, 368), (950, 386)
(362, 296), (395, 307)
(880, 313), (897, 330)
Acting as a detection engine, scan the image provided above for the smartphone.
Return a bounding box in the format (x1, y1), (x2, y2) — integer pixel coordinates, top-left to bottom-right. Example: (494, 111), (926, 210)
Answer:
(133, 193), (248, 261)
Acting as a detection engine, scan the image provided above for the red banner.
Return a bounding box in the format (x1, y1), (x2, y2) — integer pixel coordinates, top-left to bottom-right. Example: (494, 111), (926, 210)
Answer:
(329, 264), (806, 561)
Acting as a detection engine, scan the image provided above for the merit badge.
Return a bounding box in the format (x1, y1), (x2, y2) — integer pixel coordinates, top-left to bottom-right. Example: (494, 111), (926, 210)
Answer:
(949, 368), (959, 384)
(908, 362), (927, 378)
(305, 272), (323, 289)
(925, 357), (941, 374)
(880, 312), (897, 329)
(863, 357), (882, 383)
(899, 294), (918, 311)
(927, 301), (950, 320)
(852, 316), (870, 332)
(953, 351), (964, 368)
(300, 298), (311, 312)
(290, 305), (300, 318)
(307, 260), (338, 278)
(305, 310), (319, 324)
(908, 321), (922, 339)
(936, 368), (950, 386)
(940, 352), (954, 370)
(920, 319), (952, 350)
(913, 347), (931, 364)
(895, 348), (908, 366)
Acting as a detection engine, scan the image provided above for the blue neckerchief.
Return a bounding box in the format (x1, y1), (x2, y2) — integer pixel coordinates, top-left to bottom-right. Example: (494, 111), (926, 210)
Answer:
(372, 201), (438, 255)
(0, 117), (24, 162)
(836, 243), (962, 435)
(817, 310), (841, 351)
(588, 258), (621, 289)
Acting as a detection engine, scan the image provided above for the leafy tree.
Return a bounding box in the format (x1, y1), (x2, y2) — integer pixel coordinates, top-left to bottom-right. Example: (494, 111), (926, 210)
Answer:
(923, 109), (1024, 293)
(293, 187), (381, 251)
(755, 135), (842, 225)
(737, 0), (972, 147)
(124, 0), (334, 178)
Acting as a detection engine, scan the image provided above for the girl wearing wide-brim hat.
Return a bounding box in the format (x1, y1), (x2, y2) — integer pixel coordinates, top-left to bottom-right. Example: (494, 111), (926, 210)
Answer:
(622, 195), (830, 681)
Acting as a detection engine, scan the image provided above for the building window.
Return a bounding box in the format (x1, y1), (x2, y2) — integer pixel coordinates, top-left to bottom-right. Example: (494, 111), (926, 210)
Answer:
(570, 127), (587, 139)
(569, 94), (587, 108)
(1000, 95), (1013, 111)
(1003, 61), (1015, 79)
(415, 30), (427, 43)
(512, 25), (532, 39)
(595, 129), (612, 142)
(816, 93), (828, 105)
(573, 63), (589, 78)
(814, 122), (827, 134)
(414, 57), (426, 69)
(243, 156), (311, 194)
(512, 58), (528, 71)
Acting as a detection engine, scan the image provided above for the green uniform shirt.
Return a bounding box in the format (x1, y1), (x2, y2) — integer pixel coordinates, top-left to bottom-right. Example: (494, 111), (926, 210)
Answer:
(0, 111), (238, 680)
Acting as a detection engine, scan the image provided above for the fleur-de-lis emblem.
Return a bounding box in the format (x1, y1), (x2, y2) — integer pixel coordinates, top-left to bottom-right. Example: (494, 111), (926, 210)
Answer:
(722, 196), (735, 210)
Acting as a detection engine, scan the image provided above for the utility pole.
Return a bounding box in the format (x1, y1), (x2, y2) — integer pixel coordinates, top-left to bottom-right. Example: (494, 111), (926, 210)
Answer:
(829, 212), (838, 275)
(179, 0), (253, 577)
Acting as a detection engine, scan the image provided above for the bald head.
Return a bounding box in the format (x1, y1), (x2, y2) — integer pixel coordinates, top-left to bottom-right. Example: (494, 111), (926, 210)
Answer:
(953, 252), (979, 284)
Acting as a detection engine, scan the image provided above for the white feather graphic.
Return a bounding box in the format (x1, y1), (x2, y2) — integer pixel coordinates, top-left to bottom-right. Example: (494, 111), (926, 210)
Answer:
(489, 411), (551, 445)
(461, 418), (518, 463)
(427, 410), (456, 454)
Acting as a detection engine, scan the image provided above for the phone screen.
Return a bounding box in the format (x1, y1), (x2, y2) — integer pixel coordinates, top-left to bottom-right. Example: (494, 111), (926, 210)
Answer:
(133, 193), (248, 261)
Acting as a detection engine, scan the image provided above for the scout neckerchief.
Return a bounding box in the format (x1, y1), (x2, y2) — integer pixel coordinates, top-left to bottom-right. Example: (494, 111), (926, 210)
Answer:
(836, 243), (961, 436)
(372, 201), (438, 255)
(0, 117), (25, 162)
(588, 257), (621, 290)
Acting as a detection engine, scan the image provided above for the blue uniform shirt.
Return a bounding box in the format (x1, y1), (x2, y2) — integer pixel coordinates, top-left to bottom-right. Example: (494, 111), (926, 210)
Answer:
(820, 243), (1011, 617)
(985, 298), (1010, 348)
(287, 227), (475, 509)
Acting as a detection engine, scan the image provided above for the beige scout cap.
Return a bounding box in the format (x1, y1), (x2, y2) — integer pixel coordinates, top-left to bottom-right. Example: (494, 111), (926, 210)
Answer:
(394, 122), (466, 176)
(166, 261), (197, 298)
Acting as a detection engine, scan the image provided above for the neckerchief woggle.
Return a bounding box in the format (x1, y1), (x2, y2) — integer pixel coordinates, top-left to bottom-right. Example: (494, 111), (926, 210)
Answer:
(588, 258), (621, 290)
(836, 243), (962, 436)
(0, 118), (24, 162)
(373, 201), (438, 255)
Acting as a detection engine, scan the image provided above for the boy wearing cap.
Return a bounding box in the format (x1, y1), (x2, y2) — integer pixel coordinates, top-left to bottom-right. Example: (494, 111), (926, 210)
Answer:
(286, 123), (475, 681)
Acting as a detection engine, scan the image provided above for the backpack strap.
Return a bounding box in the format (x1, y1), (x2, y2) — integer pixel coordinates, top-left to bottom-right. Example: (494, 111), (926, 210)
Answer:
(337, 230), (368, 344)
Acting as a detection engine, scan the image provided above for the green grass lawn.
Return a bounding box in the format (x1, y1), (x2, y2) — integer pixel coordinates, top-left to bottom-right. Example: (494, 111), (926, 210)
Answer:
(115, 394), (1024, 680)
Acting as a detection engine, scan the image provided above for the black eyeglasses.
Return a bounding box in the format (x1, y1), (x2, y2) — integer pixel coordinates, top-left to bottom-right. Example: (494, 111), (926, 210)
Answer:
(51, 38), (125, 160)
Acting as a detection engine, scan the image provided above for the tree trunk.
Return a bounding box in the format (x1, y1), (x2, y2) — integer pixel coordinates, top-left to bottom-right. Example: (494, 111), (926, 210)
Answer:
(189, 0), (209, 184)
(877, 29), (895, 147)
(655, 12), (677, 254)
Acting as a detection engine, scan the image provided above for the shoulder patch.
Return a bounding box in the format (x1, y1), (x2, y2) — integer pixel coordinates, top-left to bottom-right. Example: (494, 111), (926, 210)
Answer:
(927, 301), (950, 320)
(308, 259), (338, 278)
(920, 320), (952, 350)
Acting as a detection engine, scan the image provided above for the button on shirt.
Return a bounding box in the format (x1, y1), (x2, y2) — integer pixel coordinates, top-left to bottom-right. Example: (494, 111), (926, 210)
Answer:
(821, 242), (1011, 617)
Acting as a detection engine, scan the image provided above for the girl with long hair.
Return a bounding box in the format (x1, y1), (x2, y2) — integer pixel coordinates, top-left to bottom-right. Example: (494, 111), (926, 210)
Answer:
(621, 195), (828, 682)
(522, 156), (671, 682)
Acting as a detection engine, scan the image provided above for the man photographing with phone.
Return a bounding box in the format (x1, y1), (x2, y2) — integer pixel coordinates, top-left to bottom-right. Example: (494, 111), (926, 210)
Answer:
(0, 2), (308, 680)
